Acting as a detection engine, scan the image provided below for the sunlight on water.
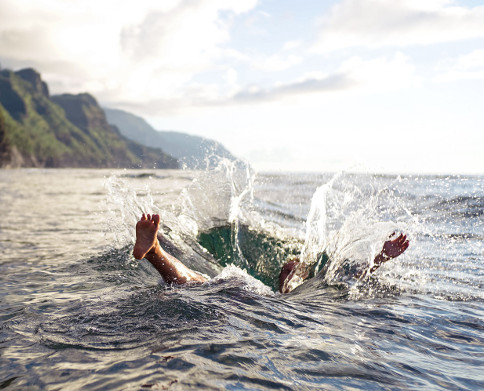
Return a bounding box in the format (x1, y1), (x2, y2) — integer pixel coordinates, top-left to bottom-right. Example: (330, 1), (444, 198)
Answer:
(384, 175), (484, 300)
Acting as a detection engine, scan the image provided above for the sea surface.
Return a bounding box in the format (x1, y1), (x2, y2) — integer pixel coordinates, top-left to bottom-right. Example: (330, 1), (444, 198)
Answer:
(0, 166), (483, 390)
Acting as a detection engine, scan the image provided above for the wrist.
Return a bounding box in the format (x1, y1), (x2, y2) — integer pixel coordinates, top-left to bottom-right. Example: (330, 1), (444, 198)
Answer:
(377, 252), (391, 263)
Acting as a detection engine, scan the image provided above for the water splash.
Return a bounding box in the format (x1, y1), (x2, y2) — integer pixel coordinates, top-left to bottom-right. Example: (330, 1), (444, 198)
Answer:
(294, 173), (484, 299)
(102, 173), (160, 249)
(178, 159), (256, 269)
(298, 173), (414, 287)
(100, 166), (482, 299)
(299, 173), (339, 265)
(211, 264), (275, 296)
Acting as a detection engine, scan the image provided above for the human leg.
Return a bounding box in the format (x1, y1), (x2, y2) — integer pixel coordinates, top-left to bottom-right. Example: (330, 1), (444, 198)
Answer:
(133, 214), (207, 284)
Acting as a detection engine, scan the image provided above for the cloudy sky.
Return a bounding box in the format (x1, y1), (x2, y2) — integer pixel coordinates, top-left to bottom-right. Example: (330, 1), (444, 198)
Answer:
(1, 0), (483, 174)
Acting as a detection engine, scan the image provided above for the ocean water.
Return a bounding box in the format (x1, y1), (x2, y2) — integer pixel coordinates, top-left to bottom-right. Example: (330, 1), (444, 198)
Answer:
(0, 166), (483, 390)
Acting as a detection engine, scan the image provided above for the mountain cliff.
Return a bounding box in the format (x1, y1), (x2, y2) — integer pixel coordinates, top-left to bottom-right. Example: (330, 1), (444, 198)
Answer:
(0, 68), (178, 169)
(104, 108), (236, 169)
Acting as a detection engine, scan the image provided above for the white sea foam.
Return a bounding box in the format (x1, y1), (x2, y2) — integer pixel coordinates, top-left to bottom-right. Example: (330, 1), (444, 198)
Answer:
(211, 265), (274, 296)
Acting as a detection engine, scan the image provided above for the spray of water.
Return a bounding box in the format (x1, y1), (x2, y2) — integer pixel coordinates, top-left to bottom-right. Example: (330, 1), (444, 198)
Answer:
(299, 173), (339, 265)
(297, 173), (415, 289)
(103, 173), (159, 249)
(101, 165), (482, 299)
(177, 159), (256, 270)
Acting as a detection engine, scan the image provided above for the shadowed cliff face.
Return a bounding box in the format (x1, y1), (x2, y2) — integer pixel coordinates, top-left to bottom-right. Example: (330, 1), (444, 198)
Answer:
(0, 68), (178, 169)
(15, 68), (49, 97)
(0, 108), (6, 156)
(51, 94), (104, 134)
(0, 77), (26, 121)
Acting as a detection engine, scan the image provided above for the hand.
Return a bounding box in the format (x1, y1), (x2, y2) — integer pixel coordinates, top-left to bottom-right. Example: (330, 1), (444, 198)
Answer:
(381, 233), (409, 261)
(368, 233), (409, 275)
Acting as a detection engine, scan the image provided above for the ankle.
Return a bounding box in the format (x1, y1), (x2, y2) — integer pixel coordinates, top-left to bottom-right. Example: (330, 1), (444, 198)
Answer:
(147, 240), (162, 256)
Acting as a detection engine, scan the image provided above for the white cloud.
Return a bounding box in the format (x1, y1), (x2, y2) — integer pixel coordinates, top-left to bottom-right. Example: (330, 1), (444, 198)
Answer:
(0, 0), (258, 107)
(435, 49), (484, 82)
(282, 40), (303, 51)
(0, 0), (429, 114)
(251, 54), (303, 72)
(339, 52), (419, 92)
(224, 68), (238, 86)
(232, 73), (353, 103)
(230, 52), (417, 104)
(454, 49), (484, 71)
(123, 52), (418, 112)
(312, 0), (484, 52)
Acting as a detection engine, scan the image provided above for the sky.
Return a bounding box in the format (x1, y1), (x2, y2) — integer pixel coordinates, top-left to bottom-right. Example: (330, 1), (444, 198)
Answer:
(0, 0), (483, 174)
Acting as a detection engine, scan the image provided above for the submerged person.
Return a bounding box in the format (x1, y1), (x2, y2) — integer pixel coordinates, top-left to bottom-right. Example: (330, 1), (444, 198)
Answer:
(133, 214), (409, 293)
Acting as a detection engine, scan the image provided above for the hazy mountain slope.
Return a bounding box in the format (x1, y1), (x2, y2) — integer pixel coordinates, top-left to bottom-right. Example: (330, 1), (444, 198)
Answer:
(104, 107), (236, 169)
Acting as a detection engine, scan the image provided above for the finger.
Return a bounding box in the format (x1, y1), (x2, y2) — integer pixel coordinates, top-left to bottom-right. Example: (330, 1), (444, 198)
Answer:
(400, 234), (407, 244)
(152, 214), (160, 225)
(389, 232), (397, 239)
(399, 241), (408, 253)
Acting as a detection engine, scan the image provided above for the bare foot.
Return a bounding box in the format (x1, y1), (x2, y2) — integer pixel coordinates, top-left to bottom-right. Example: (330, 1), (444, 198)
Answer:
(133, 214), (160, 260)
(370, 233), (409, 273)
(382, 233), (409, 259)
(132, 213), (207, 284)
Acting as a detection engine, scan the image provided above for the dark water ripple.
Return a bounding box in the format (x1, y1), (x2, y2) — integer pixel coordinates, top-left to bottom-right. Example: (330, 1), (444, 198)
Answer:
(2, 275), (484, 390)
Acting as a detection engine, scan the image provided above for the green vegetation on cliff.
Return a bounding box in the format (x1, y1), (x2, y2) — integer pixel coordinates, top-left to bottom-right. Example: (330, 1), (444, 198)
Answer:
(0, 68), (178, 168)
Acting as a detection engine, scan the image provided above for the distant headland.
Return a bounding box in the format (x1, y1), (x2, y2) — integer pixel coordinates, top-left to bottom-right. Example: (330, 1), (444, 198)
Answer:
(0, 67), (235, 169)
